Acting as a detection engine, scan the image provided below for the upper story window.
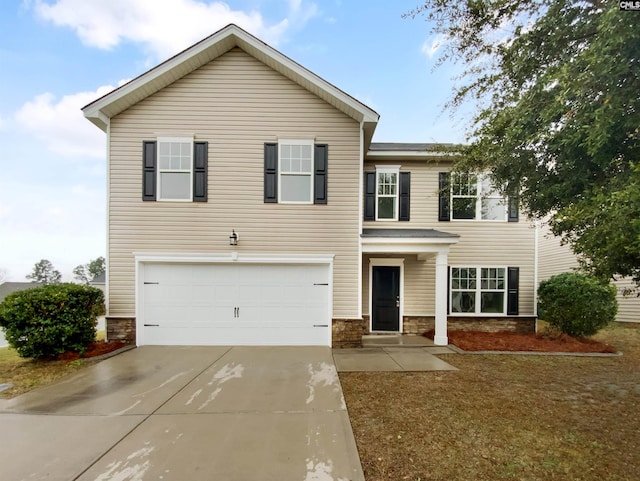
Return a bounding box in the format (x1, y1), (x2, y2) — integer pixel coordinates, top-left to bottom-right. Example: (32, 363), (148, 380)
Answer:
(157, 137), (193, 201)
(278, 140), (314, 203)
(263, 142), (327, 204)
(363, 167), (410, 222)
(376, 166), (400, 220)
(450, 173), (508, 221)
(439, 172), (518, 222)
(142, 138), (207, 203)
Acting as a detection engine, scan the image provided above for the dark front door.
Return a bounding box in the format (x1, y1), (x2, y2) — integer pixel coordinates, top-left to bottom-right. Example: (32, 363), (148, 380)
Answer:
(371, 266), (400, 331)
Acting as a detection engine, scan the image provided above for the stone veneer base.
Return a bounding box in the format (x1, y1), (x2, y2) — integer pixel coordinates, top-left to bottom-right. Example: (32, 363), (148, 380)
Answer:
(332, 318), (365, 348)
(106, 317), (136, 344)
(107, 316), (365, 349)
(402, 316), (536, 335)
(105, 315), (532, 348)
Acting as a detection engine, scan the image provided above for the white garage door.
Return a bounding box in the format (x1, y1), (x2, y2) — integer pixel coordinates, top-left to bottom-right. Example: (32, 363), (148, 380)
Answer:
(139, 263), (330, 346)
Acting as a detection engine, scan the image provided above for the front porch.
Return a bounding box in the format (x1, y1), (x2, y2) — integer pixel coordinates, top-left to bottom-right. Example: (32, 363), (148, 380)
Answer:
(361, 228), (460, 346)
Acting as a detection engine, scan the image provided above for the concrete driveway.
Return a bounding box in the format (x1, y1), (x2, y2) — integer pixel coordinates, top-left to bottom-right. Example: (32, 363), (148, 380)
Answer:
(0, 346), (363, 481)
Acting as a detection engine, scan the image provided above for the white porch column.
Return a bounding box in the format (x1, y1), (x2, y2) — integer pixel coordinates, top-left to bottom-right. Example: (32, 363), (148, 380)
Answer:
(434, 251), (449, 346)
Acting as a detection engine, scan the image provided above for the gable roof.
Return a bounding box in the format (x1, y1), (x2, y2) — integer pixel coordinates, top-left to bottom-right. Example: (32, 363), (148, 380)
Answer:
(369, 143), (455, 152)
(0, 282), (42, 302)
(90, 272), (106, 284)
(83, 24), (379, 144)
(367, 142), (459, 160)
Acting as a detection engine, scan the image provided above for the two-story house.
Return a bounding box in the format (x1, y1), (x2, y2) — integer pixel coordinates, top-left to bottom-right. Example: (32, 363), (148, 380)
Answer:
(83, 24), (536, 348)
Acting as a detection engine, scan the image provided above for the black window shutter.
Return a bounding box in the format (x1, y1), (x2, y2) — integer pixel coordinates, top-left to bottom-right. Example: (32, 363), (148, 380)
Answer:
(507, 267), (519, 315)
(314, 144), (328, 204)
(447, 267), (451, 315)
(364, 171), (376, 220)
(142, 141), (157, 201)
(264, 143), (278, 203)
(399, 172), (410, 221)
(508, 194), (519, 222)
(439, 172), (450, 221)
(193, 141), (208, 202)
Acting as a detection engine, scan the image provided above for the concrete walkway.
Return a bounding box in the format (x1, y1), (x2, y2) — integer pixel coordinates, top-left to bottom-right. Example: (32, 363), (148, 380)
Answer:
(0, 346), (363, 481)
(333, 347), (458, 372)
(333, 335), (459, 372)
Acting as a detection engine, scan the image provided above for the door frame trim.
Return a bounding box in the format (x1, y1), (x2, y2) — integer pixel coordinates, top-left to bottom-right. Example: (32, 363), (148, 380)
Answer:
(134, 253), (334, 346)
(369, 258), (404, 333)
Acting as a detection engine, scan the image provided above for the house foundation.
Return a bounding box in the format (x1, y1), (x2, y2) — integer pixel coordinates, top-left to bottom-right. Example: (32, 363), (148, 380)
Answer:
(105, 316), (136, 344)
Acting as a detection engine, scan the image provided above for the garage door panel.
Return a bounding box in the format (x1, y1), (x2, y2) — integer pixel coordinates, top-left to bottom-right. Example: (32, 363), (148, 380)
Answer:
(141, 263), (330, 346)
(143, 326), (328, 346)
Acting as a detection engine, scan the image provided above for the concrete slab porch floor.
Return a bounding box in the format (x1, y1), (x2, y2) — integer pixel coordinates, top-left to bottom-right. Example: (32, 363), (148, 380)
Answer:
(0, 346), (363, 481)
(333, 335), (459, 372)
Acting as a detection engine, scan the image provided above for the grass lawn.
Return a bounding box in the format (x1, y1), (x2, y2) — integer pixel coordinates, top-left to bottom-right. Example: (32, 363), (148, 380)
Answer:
(0, 347), (90, 398)
(0, 330), (107, 399)
(340, 324), (640, 481)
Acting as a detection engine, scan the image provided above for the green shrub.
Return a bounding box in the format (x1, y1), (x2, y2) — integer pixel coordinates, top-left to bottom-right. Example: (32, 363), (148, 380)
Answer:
(538, 272), (617, 337)
(0, 283), (105, 358)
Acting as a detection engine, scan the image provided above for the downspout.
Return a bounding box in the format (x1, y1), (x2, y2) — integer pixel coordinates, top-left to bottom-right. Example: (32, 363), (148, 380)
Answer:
(104, 117), (111, 331)
(534, 219), (540, 321)
(357, 120), (364, 320)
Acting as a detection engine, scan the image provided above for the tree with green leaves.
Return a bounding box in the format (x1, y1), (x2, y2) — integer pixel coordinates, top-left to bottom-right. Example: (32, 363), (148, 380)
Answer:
(26, 259), (61, 284)
(407, 1), (640, 284)
(73, 256), (105, 285)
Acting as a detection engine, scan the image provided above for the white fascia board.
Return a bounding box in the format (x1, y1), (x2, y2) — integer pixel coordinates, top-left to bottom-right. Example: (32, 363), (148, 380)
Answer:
(241, 34), (379, 124)
(361, 237), (458, 255)
(83, 24), (379, 131)
(362, 244), (452, 255)
(366, 151), (457, 159)
(83, 27), (238, 128)
(361, 236), (459, 246)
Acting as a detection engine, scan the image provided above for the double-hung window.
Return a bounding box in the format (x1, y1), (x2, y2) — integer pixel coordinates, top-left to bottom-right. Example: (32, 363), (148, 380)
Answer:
(157, 137), (193, 201)
(451, 173), (507, 221)
(451, 267), (507, 314)
(376, 166), (400, 220)
(279, 140), (313, 203)
(363, 167), (410, 221)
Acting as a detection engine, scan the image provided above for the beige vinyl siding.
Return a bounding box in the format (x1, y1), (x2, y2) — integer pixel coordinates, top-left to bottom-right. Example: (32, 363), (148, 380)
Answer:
(616, 278), (640, 323)
(538, 225), (639, 323)
(108, 48), (361, 318)
(537, 226), (579, 280)
(363, 160), (536, 316)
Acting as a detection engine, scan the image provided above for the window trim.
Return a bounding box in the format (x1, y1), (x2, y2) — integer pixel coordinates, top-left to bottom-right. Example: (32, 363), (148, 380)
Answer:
(375, 165), (400, 221)
(277, 139), (314, 204)
(450, 265), (508, 315)
(450, 173), (508, 222)
(157, 136), (194, 202)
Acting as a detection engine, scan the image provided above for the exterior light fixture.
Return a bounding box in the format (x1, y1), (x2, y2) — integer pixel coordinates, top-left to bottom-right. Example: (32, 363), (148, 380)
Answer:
(229, 230), (239, 246)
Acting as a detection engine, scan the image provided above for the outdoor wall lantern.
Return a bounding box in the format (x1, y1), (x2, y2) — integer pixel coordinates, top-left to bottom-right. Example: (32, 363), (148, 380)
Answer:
(229, 230), (239, 246)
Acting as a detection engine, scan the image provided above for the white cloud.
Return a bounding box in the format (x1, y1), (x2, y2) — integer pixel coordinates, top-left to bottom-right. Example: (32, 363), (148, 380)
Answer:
(31, 0), (318, 60)
(14, 84), (117, 158)
(421, 34), (446, 59)
(287, 0), (318, 26)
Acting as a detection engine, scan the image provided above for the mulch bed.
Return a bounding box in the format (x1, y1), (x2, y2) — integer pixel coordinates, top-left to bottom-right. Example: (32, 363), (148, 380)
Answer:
(424, 329), (617, 353)
(56, 340), (129, 361)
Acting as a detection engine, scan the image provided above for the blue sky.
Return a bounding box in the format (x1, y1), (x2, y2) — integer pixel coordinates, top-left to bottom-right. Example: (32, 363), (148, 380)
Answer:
(0, 0), (470, 282)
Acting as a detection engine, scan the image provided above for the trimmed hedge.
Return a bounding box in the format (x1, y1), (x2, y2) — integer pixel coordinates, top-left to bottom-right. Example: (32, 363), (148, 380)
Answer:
(538, 272), (617, 337)
(0, 283), (105, 358)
